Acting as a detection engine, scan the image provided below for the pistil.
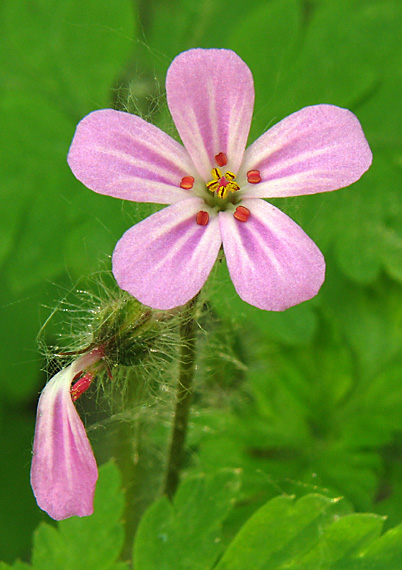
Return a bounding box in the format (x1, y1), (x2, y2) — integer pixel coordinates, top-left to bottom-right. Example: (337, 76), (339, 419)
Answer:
(207, 168), (240, 199)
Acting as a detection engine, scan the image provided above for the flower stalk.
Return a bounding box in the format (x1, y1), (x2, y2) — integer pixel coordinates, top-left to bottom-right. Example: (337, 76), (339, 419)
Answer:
(163, 295), (199, 499)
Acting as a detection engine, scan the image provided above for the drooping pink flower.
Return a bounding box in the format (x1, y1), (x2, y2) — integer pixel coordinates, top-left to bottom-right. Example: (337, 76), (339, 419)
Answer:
(68, 49), (372, 311)
(30, 349), (102, 520)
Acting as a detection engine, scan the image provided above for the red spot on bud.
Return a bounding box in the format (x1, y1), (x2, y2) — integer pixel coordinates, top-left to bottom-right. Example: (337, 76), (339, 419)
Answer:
(234, 206), (250, 223)
(180, 176), (195, 189)
(247, 170), (261, 184)
(215, 152), (228, 167)
(71, 373), (94, 402)
(196, 211), (209, 226)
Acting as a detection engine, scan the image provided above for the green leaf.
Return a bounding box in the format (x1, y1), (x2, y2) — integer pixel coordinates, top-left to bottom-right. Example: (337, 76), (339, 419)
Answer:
(360, 523), (402, 569)
(0, 0), (135, 291)
(133, 470), (241, 570)
(280, 0), (402, 111)
(0, 282), (45, 400)
(0, 563), (32, 570)
(209, 260), (318, 346)
(376, 463), (402, 529)
(1, 0), (136, 116)
(31, 462), (125, 570)
(214, 493), (402, 570)
(215, 494), (340, 569)
(293, 513), (383, 569)
(190, 275), (402, 513)
(297, 516), (402, 570)
(321, 270), (402, 380)
(234, 300), (318, 347)
(226, 0), (301, 141)
(334, 156), (402, 284)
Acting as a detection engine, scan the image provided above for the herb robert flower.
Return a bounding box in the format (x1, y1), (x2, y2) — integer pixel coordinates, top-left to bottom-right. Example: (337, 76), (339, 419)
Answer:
(30, 349), (102, 520)
(68, 49), (372, 311)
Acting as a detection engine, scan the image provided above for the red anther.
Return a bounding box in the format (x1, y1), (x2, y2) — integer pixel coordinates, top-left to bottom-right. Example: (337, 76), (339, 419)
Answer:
(234, 205), (250, 223)
(215, 152), (228, 167)
(247, 170), (262, 184)
(180, 176), (195, 189)
(71, 372), (94, 402)
(196, 211), (209, 226)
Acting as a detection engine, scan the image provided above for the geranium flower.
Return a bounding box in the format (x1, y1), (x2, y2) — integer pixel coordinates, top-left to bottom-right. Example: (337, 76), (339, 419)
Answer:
(30, 349), (102, 520)
(68, 48), (372, 311)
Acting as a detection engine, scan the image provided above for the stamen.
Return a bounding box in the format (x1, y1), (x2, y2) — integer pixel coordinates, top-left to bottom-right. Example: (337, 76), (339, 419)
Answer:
(228, 181), (240, 192)
(207, 180), (220, 192)
(196, 211), (209, 226)
(234, 205), (250, 222)
(217, 187), (227, 199)
(247, 170), (261, 184)
(215, 152), (228, 167)
(180, 176), (195, 189)
(71, 372), (94, 402)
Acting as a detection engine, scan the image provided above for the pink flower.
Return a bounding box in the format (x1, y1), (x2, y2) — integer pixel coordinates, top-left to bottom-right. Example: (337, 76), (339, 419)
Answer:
(68, 49), (372, 311)
(30, 350), (102, 520)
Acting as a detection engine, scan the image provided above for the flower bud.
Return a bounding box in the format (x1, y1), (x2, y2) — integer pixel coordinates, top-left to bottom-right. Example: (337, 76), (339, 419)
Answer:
(91, 294), (173, 366)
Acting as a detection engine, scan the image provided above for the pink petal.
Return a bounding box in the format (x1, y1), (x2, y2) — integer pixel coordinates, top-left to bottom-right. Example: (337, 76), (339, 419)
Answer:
(166, 49), (254, 181)
(112, 199), (222, 310)
(67, 109), (196, 204)
(241, 105), (372, 198)
(30, 352), (101, 520)
(219, 198), (325, 311)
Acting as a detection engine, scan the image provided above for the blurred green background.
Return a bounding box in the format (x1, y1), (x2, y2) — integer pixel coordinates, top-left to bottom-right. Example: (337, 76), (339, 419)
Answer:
(1, 0), (402, 563)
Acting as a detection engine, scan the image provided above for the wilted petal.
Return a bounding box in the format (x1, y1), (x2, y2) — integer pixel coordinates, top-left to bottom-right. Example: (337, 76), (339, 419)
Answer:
(166, 49), (254, 181)
(67, 109), (195, 204)
(112, 198), (222, 310)
(30, 352), (101, 520)
(241, 105), (372, 198)
(219, 198), (325, 311)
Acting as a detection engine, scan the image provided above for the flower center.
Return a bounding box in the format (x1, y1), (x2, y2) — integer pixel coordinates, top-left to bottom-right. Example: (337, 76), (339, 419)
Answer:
(206, 168), (240, 199)
(179, 152), (261, 226)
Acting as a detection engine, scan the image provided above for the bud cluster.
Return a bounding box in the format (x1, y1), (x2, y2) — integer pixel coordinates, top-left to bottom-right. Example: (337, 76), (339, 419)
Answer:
(91, 293), (173, 367)
(32, 278), (183, 521)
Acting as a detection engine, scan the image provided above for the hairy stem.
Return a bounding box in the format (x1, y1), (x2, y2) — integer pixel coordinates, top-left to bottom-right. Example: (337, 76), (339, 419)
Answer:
(163, 295), (199, 499)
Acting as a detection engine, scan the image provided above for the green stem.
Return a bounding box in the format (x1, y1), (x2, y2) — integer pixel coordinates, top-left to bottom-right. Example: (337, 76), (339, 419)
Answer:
(163, 295), (199, 499)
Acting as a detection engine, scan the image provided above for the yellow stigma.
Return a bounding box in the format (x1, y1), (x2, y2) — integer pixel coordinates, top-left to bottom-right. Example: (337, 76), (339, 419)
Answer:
(206, 168), (240, 199)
